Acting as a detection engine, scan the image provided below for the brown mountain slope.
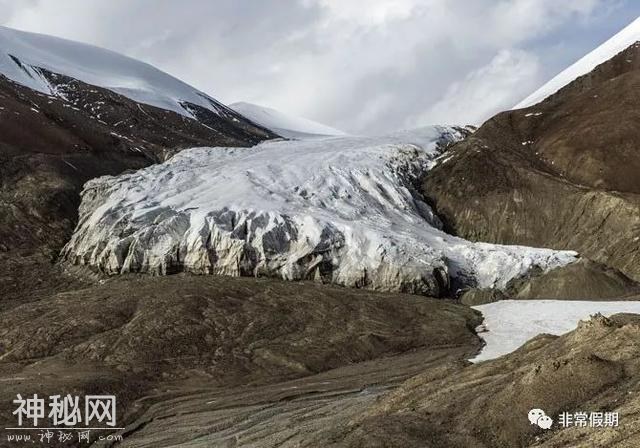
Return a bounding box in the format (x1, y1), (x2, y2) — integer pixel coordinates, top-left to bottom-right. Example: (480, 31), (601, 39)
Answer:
(424, 42), (640, 281)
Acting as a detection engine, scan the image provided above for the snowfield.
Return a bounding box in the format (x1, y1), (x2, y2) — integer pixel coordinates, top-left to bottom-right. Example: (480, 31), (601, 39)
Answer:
(62, 128), (577, 295)
(471, 300), (640, 362)
(0, 26), (233, 119)
(230, 102), (346, 139)
(516, 16), (640, 108)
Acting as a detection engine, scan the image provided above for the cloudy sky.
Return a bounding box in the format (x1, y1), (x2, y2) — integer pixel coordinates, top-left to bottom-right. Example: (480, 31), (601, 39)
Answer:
(1, 0), (639, 134)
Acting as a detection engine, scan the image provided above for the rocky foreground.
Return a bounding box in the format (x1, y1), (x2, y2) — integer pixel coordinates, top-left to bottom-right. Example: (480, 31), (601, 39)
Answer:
(322, 313), (640, 448)
(2, 273), (640, 447)
(0, 274), (481, 448)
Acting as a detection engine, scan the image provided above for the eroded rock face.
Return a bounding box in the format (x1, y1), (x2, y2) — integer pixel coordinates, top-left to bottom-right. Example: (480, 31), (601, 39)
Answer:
(61, 130), (576, 296)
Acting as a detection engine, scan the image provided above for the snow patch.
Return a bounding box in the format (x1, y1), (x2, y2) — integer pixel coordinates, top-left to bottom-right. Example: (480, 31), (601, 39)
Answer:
(471, 300), (640, 362)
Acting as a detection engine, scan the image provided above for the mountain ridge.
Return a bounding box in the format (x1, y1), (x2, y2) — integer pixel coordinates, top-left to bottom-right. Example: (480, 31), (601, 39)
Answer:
(516, 16), (640, 108)
(0, 25), (250, 123)
(0, 26), (278, 261)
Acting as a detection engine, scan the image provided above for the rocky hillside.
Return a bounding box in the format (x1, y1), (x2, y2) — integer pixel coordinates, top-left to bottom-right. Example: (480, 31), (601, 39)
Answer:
(5, 275), (637, 448)
(424, 41), (640, 282)
(0, 275), (482, 447)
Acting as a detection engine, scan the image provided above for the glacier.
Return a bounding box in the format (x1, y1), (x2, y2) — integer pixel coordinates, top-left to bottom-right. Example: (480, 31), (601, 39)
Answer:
(61, 127), (577, 296)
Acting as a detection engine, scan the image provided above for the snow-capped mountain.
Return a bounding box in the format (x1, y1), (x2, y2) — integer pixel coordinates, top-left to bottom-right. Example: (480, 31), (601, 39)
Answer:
(426, 30), (640, 286)
(230, 101), (346, 139)
(0, 25), (275, 139)
(516, 16), (640, 108)
(62, 128), (576, 296)
(1, 25), (223, 118)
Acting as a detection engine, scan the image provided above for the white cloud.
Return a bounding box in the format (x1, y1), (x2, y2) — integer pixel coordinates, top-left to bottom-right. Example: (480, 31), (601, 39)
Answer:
(310, 0), (417, 26)
(1, 0), (632, 133)
(409, 49), (540, 127)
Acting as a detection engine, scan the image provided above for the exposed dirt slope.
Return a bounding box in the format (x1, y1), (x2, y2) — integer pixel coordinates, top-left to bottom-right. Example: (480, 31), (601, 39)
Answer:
(461, 259), (640, 305)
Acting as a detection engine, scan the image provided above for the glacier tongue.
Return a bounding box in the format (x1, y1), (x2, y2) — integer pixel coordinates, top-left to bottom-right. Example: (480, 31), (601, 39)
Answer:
(61, 127), (577, 296)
